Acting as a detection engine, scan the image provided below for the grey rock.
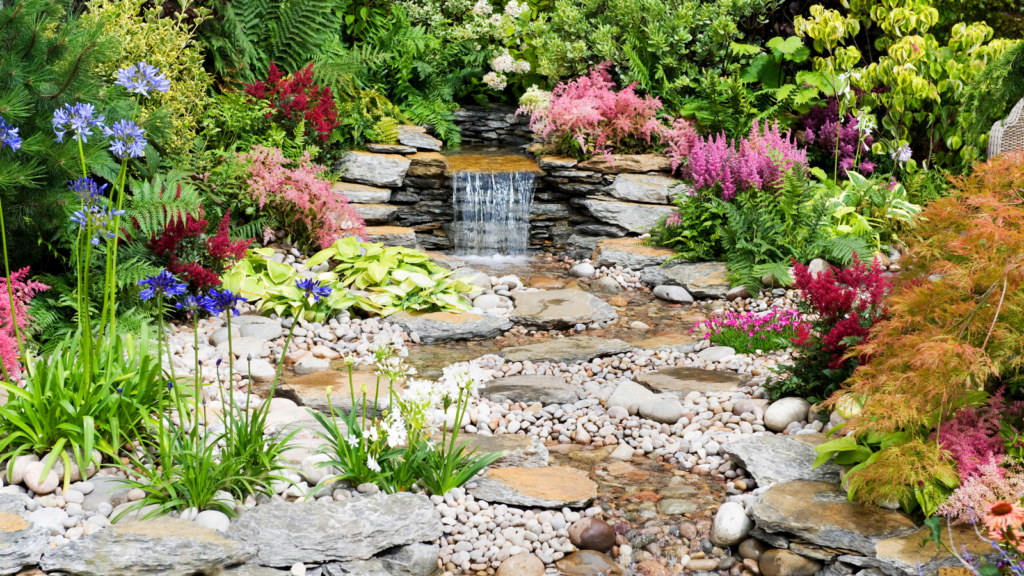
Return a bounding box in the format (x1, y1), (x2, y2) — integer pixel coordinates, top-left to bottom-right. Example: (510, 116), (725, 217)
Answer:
(537, 156), (578, 170)
(322, 558), (392, 576)
(638, 398), (684, 424)
(397, 127), (442, 152)
(607, 173), (685, 204)
(365, 143), (417, 155)
(511, 289), (617, 330)
(0, 507), (48, 575)
(500, 336), (631, 364)
(721, 435), (840, 486)
(764, 397), (811, 432)
(82, 476), (131, 513)
(378, 543), (441, 576)
(484, 375), (579, 405)
(217, 337), (270, 359)
(574, 224), (628, 238)
(697, 346), (736, 362)
(354, 204), (399, 225)
(294, 356), (331, 376)
(653, 285), (692, 303)
(336, 151), (411, 188)
(581, 199), (675, 233)
(640, 261), (731, 298)
(334, 182), (393, 204)
(591, 238), (674, 269)
(635, 366), (746, 397)
(240, 321), (284, 341)
(566, 234), (613, 252)
(366, 227), (417, 248)
(808, 258), (829, 278)
(40, 517), (255, 576)
(211, 327), (241, 346)
(449, 434), (548, 468)
(452, 268), (491, 291)
(226, 493), (442, 567)
(388, 311), (511, 344)
(606, 380), (657, 415)
(592, 276), (622, 295)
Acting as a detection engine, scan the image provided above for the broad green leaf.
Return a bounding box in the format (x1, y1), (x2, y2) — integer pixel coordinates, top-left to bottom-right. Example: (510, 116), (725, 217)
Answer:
(266, 260), (295, 284)
(366, 262), (390, 284)
(304, 248), (335, 268)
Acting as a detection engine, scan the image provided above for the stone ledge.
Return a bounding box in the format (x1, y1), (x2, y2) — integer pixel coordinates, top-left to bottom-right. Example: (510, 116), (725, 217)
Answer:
(365, 226), (417, 248)
(592, 237), (675, 269)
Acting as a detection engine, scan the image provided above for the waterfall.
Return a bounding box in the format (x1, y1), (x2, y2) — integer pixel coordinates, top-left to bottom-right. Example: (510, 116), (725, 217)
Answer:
(452, 170), (536, 256)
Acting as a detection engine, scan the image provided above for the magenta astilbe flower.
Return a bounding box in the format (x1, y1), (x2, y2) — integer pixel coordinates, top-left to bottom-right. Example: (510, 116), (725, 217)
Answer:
(931, 388), (1024, 479)
(0, 268), (49, 379)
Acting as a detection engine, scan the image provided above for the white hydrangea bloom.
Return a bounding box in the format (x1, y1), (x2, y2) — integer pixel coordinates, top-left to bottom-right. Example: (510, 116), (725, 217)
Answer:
(472, 0), (493, 15)
(512, 60), (531, 74)
(483, 72), (507, 90)
(504, 0), (526, 17)
(491, 51), (515, 73)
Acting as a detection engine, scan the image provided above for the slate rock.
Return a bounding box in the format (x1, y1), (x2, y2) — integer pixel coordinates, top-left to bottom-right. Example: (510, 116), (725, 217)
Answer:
(226, 493), (442, 567)
(378, 543), (440, 576)
(484, 375), (579, 405)
(636, 366), (746, 398)
(721, 434), (840, 487)
(447, 433), (549, 468)
(469, 467), (597, 508)
(591, 238), (674, 269)
(388, 311), (511, 344)
(577, 154), (672, 173)
(0, 509), (48, 575)
(365, 226), (417, 248)
(640, 261), (730, 299)
(500, 336), (631, 365)
(606, 173), (685, 204)
(336, 151), (411, 188)
(354, 204), (399, 225)
(511, 289), (617, 330)
(397, 127), (442, 152)
(581, 200), (675, 233)
(81, 476), (132, 513)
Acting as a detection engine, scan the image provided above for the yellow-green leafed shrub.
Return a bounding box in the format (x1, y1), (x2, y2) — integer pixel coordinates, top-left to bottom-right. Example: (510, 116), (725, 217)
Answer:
(84, 0), (212, 156)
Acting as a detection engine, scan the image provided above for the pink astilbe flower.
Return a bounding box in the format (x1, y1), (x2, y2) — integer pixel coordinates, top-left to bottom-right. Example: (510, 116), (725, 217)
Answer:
(938, 462), (1024, 525)
(931, 389), (1024, 479)
(240, 146), (365, 249)
(0, 268), (49, 380)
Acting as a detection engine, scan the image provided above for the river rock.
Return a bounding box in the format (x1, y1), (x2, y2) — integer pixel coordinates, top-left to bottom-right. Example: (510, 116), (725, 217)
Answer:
(226, 493), (442, 567)
(591, 238), (675, 269)
(336, 151), (411, 188)
(40, 518), (255, 576)
(636, 366), (746, 397)
(555, 550), (625, 575)
(365, 226), (417, 248)
(581, 200), (676, 233)
(721, 434), (841, 486)
(511, 289), (617, 330)
(738, 538), (770, 561)
(653, 285), (693, 303)
(0, 509), (48, 575)
(82, 476), (132, 513)
(592, 276), (622, 295)
(759, 549), (822, 576)
(245, 358), (277, 383)
(217, 337), (270, 359)
(568, 518), (616, 552)
(569, 263), (595, 278)
(484, 374), (579, 405)
(236, 316), (284, 340)
(469, 466), (597, 508)
(764, 397), (811, 432)
(333, 182), (393, 204)
(194, 510), (231, 532)
(22, 462), (58, 495)
(638, 398), (684, 424)
(7, 454), (38, 485)
(750, 481), (918, 555)
(640, 261), (730, 298)
(501, 337), (631, 365)
(606, 173), (685, 204)
(577, 154), (672, 173)
(366, 143), (416, 154)
(632, 332), (700, 353)
(378, 543), (439, 576)
(711, 502), (754, 547)
(606, 380), (657, 415)
(496, 553), (544, 576)
(293, 356), (331, 376)
(697, 346), (736, 363)
(388, 311), (511, 344)
(657, 499), (697, 515)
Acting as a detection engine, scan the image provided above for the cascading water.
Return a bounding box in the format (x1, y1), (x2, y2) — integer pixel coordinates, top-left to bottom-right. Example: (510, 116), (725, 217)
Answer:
(450, 156), (538, 256)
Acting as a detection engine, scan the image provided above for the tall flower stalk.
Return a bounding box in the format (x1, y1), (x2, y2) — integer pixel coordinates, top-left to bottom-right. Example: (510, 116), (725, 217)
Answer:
(0, 118), (24, 381)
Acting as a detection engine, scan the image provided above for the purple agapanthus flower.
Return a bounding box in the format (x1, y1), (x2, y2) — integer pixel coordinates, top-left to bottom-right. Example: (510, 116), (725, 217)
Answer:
(114, 62), (171, 96)
(138, 270), (187, 301)
(296, 278), (332, 303)
(176, 294), (212, 317)
(52, 103), (106, 143)
(70, 205), (125, 245)
(69, 177), (108, 205)
(103, 120), (147, 159)
(206, 288), (248, 316)
(0, 118), (21, 152)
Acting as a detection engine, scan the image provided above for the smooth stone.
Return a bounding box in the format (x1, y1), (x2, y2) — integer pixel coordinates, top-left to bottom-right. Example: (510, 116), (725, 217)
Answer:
(652, 285), (693, 303)
(711, 502), (754, 547)
(732, 398), (770, 415)
(721, 434), (841, 486)
(81, 476), (132, 513)
(473, 294), (504, 311)
(483, 375), (579, 405)
(226, 493), (441, 567)
(635, 366), (746, 397)
(592, 276), (622, 295)
(468, 467), (597, 508)
(245, 358), (277, 383)
(211, 327), (241, 346)
(687, 559), (721, 571)
(194, 510), (231, 532)
(7, 455), (39, 485)
(568, 518), (616, 552)
(453, 268), (491, 291)
(638, 398), (684, 424)
(739, 538), (770, 561)
(293, 356), (331, 376)
(39, 518), (255, 576)
(496, 553), (545, 576)
(580, 199), (676, 233)
(569, 263), (596, 278)
(607, 443), (636, 461)
(240, 321), (284, 340)
(605, 380), (657, 416)
(500, 337), (631, 365)
(217, 337), (270, 359)
(22, 462), (58, 495)
(759, 549), (822, 576)
(657, 499), (698, 515)
(640, 261), (731, 299)
(726, 286), (750, 301)
(807, 258), (829, 278)
(697, 346), (736, 363)
(554, 550), (625, 575)
(592, 238), (675, 269)
(335, 151), (411, 188)
(528, 276), (565, 290)
(764, 397), (812, 432)
(378, 543), (440, 576)
(388, 311), (511, 344)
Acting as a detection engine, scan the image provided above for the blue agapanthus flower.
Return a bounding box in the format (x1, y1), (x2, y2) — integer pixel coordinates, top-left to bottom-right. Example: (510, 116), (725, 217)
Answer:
(0, 118), (21, 152)
(69, 177), (108, 205)
(114, 62), (171, 96)
(138, 270), (187, 301)
(176, 294), (212, 316)
(206, 288), (248, 317)
(296, 278), (332, 303)
(70, 205), (125, 245)
(103, 120), (147, 159)
(52, 103), (106, 143)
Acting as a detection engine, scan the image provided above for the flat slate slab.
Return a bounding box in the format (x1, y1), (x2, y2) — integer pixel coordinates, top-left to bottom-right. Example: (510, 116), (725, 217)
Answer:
(581, 200), (676, 233)
(336, 151), (411, 188)
(280, 369), (396, 415)
(388, 311), (512, 344)
(0, 507), (48, 575)
(721, 434), (841, 486)
(631, 332), (699, 352)
(635, 366), (746, 397)
(439, 433), (549, 468)
(750, 481), (918, 556)
(875, 524), (998, 576)
(606, 173), (685, 204)
(640, 261), (730, 299)
(397, 126), (442, 151)
(577, 154), (672, 173)
(365, 226), (417, 248)
(332, 182), (392, 204)
(592, 237), (676, 269)
(354, 203), (399, 225)
(483, 374), (579, 405)
(511, 289), (617, 329)
(469, 466), (597, 508)
(500, 336), (631, 364)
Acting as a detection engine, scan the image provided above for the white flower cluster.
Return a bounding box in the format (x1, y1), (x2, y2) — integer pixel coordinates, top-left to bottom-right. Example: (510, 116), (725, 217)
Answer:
(491, 51), (515, 73)
(504, 0), (527, 17)
(487, 50), (530, 90)
(483, 71), (508, 90)
(472, 0), (492, 15)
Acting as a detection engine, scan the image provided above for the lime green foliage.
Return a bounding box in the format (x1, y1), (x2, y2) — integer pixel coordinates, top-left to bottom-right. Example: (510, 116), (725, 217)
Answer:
(305, 237), (473, 317)
(958, 41), (1024, 158)
(84, 0), (213, 157)
(826, 172), (921, 249)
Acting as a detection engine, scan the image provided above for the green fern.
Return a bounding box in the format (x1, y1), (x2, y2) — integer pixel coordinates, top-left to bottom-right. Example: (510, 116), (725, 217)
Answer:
(125, 174), (203, 238)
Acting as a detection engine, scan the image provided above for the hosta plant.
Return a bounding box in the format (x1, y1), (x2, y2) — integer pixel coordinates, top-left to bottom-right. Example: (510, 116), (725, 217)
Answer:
(826, 172), (922, 250)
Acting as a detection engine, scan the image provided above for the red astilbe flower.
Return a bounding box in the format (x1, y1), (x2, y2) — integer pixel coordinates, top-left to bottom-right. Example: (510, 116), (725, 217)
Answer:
(151, 210), (253, 291)
(0, 268), (49, 379)
(244, 62), (339, 142)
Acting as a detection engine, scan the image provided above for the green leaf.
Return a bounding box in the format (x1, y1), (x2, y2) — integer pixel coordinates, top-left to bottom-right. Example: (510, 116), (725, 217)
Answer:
(266, 260), (295, 284)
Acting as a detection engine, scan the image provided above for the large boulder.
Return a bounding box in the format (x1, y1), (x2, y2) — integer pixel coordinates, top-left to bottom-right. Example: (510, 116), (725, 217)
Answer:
(577, 154), (672, 173)
(336, 151), (411, 188)
(605, 380), (657, 415)
(635, 366), (746, 397)
(388, 311), (512, 344)
(483, 375), (579, 405)
(511, 289), (617, 330)
(226, 493), (442, 567)
(606, 173), (685, 204)
(469, 466), (597, 508)
(721, 434), (841, 487)
(500, 337), (631, 364)
(591, 238), (675, 269)
(581, 199), (675, 233)
(640, 261), (730, 298)
(40, 518), (255, 576)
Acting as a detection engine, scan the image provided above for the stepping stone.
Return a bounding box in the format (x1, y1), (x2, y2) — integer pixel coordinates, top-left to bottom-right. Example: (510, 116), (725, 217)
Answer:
(389, 311), (512, 344)
(635, 366), (747, 397)
(500, 336), (631, 364)
(365, 226), (417, 248)
(353, 203), (398, 225)
(640, 261), (730, 299)
(580, 199), (676, 233)
(721, 434), (840, 487)
(40, 518), (256, 576)
(606, 173), (686, 204)
(332, 181), (392, 204)
(483, 375), (579, 405)
(875, 523), (998, 576)
(632, 332), (699, 352)
(335, 151), (410, 188)
(227, 493), (442, 567)
(511, 289), (617, 330)
(750, 481), (918, 556)
(277, 369), (399, 415)
(469, 466), (597, 508)
(436, 433), (548, 468)
(592, 237), (676, 269)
